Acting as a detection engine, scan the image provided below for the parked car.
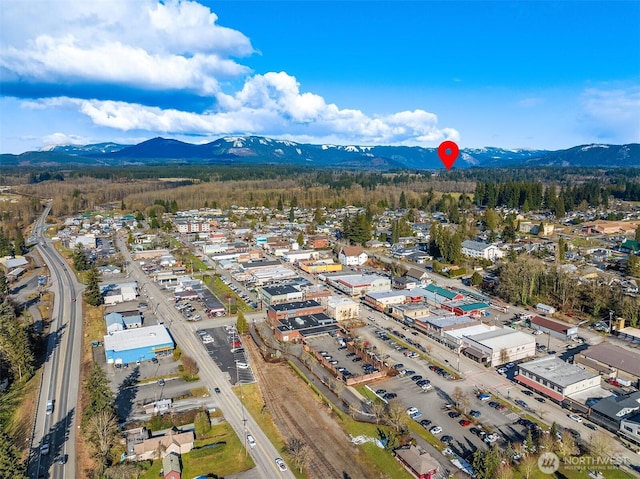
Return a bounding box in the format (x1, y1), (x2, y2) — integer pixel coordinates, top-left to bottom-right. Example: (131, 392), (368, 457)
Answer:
(469, 410), (481, 418)
(459, 419), (472, 427)
(429, 426), (443, 435)
(522, 390), (533, 396)
(478, 393), (491, 401)
(515, 399), (529, 409)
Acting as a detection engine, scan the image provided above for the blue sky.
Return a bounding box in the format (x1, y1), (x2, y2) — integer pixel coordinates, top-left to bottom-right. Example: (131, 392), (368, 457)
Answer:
(1, 0), (639, 154)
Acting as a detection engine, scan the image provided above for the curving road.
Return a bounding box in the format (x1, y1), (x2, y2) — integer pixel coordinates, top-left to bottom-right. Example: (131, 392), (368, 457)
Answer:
(117, 236), (294, 479)
(27, 203), (84, 479)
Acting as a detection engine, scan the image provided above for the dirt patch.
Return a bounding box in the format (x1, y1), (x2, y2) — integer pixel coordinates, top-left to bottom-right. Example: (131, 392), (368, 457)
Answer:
(245, 339), (375, 479)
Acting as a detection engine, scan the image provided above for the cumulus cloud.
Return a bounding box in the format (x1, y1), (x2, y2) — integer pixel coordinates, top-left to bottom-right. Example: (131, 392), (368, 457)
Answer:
(578, 86), (640, 142)
(41, 132), (92, 147)
(1, 0), (457, 147)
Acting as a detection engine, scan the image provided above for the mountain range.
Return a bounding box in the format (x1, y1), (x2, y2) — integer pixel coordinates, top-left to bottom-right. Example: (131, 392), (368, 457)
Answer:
(2, 136), (638, 170)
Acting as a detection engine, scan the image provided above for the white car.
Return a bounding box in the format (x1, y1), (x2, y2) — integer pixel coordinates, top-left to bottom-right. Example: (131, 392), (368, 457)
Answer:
(275, 457), (288, 471)
(40, 443), (50, 456)
(429, 426), (442, 435)
(406, 407), (419, 416)
(569, 413), (583, 423)
(484, 433), (498, 443)
(236, 361), (249, 369)
(497, 367), (508, 374)
(247, 434), (256, 448)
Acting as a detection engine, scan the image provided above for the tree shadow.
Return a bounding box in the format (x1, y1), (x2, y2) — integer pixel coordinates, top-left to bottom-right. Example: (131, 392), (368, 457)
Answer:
(33, 322), (67, 369)
(115, 367), (141, 422)
(31, 408), (75, 478)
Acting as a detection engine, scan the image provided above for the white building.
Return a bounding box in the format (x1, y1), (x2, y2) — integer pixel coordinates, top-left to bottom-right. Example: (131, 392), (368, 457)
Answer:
(462, 327), (536, 366)
(74, 234), (97, 249)
(282, 250), (319, 263)
(338, 245), (368, 266)
(325, 296), (360, 321)
(461, 240), (505, 261)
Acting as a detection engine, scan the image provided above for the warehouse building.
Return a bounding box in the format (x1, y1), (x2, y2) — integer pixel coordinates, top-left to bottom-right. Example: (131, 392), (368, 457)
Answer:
(515, 356), (600, 403)
(259, 284), (303, 306)
(104, 325), (174, 365)
(575, 343), (640, 387)
(463, 327), (536, 366)
(530, 315), (578, 340)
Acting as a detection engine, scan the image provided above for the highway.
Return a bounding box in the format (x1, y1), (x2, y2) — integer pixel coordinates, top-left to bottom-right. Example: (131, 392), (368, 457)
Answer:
(117, 236), (295, 479)
(27, 204), (83, 479)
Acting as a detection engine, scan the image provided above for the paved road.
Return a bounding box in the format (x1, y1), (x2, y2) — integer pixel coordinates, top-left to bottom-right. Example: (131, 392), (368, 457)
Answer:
(117, 236), (295, 479)
(27, 204), (84, 479)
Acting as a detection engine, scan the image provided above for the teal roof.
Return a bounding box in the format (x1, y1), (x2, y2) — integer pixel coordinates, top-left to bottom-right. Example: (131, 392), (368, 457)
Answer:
(426, 284), (458, 300)
(621, 240), (640, 252)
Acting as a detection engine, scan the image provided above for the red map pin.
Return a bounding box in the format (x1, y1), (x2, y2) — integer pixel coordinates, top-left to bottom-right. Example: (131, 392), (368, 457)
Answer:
(438, 140), (459, 170)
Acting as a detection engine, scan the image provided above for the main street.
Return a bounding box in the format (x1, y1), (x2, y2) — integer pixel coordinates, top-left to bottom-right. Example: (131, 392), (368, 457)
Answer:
(117, 237), (294, 479)
(27, 203), (84, 479)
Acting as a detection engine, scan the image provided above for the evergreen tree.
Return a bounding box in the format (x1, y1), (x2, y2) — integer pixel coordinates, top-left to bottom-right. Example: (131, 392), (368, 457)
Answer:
(289, 207), (295, 222)
(277, 197), (284, 211)
(13, 229), (25, 256)
(399, 191), (407, 209)
(84, 266), (103, 306)
(0, 270), (7, 297)
(636, 225), (640, 242)
(0, 299), (34, 382)
(554, 197), (566, 219)
(290, 196), (298, 208)
(236, 310), (248, 334)
(628, 254), (640, 278)
(73, 244), (90, 271)
(296, 232), (305, 247)
(82, 362), (115, 428)
(0, 426), (27, 478)
(471, 271), (483, 286)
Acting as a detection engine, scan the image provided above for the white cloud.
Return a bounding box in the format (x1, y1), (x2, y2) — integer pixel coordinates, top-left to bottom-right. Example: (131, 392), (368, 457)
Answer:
(41, 132), (91, 147)
(2, 1), (458, 147)
(0, 0), (252, 94)
(578, 86), (640, 142)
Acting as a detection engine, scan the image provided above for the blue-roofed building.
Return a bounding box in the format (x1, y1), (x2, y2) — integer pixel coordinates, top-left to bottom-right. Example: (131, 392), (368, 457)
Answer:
(104, 325), (174, 365)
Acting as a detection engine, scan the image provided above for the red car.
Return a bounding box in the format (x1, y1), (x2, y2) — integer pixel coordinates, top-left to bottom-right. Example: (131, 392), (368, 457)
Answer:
(459, 419), (472, 427)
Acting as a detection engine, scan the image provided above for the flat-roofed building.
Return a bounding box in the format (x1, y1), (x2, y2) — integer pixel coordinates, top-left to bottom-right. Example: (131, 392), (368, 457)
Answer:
(441, 300), (490, 317)
(325, 296), (360, 321)
(515, 356), (600, 402)
(326, 273), (391, 297)
(259, 284), (303, 305)
(464, 327), (536, 366)
(267, 300), (324, 323)
(104, 325), (174, 365)
(274, 312), (340, 342)
(364, 290), (407, 311)
(389, 303), (432, 322)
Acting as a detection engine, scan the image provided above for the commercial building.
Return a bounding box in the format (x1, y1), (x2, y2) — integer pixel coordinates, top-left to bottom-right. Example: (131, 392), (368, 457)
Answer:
(274, 312), (340, 342)
(364, 290), (408, 311)
(104, 325), (174, 365)
(589, 391), (640, 445)
(462, 327), (536, 365)
(515, 356), (600, 402)
(259, 284), (304, 306)
(267, 300), (324, 323)
(326, 273), (391, 297)
(575, 343), (640, 387)
(325, 296), (360, 321)
(101, 282), (138, 306)
(299, 259), (342, 274)
(530, 315), (578, 340)
(441, 300), (490, 317)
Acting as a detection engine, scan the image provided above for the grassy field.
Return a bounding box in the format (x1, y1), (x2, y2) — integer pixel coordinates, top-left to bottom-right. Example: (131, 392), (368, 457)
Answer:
(204, 275), (253, 313)
(384, 331), (460, 379)
(0, 371), (42, 460)
(232, 383), (286, 453)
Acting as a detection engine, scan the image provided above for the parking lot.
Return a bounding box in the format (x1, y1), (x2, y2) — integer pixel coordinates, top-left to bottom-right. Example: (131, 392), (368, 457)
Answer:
(306, 334), (386, 381)
(197, 326), (255, 385)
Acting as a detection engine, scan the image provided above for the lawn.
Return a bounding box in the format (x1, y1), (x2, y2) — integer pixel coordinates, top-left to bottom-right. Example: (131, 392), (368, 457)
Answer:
(139, 422), (254, 479)
(204, 275), (253, 313)
(232, 383), (286, 453)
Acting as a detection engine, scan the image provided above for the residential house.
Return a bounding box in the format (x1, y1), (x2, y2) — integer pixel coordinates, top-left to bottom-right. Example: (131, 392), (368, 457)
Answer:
(338, 246), (368, 266)
(133, 430), (195, 461)
(461, 240), (505, 261)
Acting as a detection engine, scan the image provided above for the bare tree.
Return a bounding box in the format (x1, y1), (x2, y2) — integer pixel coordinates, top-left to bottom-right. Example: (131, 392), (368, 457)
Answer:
(370, 401), (387, 425)
(452, 386), (469, 411)
(495, 463), (515, 479)
(182, 355), (199, 377)
(385, 400), (408, 434)
(538, 432), (556, 453)
(105, 463), (141, 479)
(589, 431), (616, 459)
(84, 409), (120, 473)
(557, 432), (577, 457)
(518, 455), (538, 479)
(286, 437), (310, 473)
